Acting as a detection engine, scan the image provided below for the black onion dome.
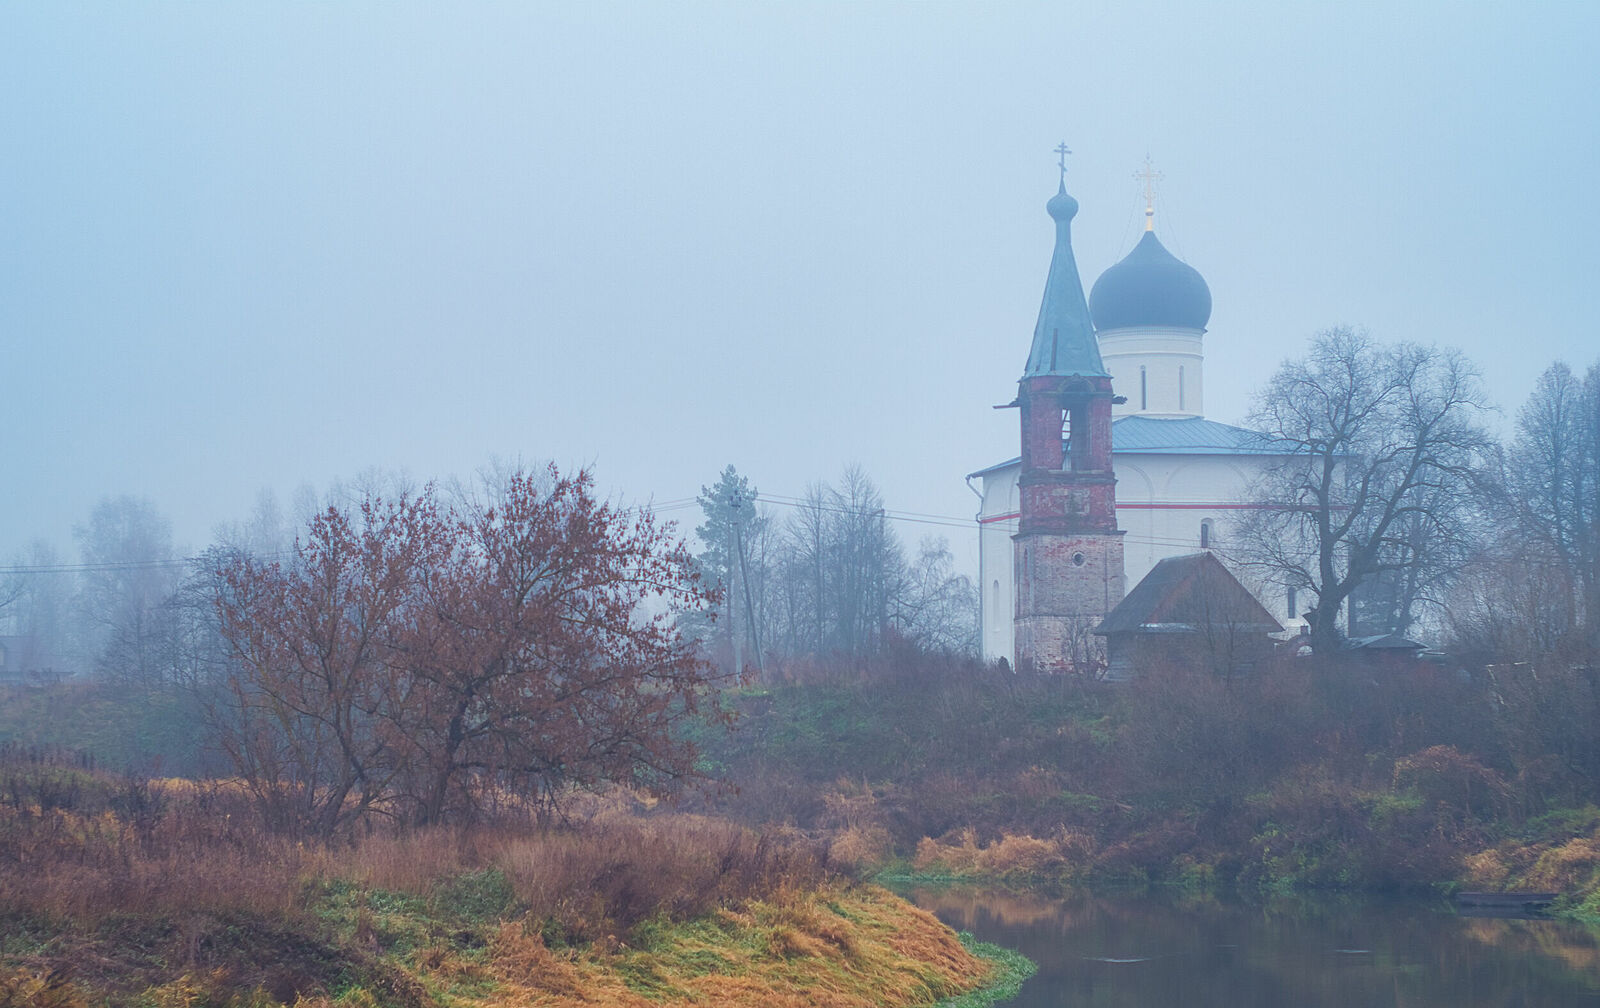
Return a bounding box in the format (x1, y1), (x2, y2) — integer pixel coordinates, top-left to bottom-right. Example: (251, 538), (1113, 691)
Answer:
(1088, 230), (1212, 331)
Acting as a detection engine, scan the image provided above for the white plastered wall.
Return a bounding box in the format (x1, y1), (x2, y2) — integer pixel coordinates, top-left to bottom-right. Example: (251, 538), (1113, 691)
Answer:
(977, 451), (1299, 665)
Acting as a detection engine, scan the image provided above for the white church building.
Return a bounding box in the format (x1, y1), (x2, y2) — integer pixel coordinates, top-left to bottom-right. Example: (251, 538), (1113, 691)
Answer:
(970, 177), (1302, 666)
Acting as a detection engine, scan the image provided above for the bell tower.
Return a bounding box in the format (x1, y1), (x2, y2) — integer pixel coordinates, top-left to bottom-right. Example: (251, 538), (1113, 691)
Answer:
(1009, 149), (1125, 673)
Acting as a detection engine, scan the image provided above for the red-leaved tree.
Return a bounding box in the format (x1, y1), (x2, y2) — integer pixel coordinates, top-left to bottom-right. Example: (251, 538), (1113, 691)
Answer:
(212, 492), (443, 836)
(211, 466), (723, 836)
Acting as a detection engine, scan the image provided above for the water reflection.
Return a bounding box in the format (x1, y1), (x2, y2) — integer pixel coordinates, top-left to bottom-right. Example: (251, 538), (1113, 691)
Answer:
(905, 885), (1600, 1007)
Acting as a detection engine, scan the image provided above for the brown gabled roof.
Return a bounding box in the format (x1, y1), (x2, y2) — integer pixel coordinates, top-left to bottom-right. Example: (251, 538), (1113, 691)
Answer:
(1095, 552), (1283, 637)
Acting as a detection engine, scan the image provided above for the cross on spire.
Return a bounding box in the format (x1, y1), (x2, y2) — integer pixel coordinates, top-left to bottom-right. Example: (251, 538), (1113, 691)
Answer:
(1135, 155), (1163, 231)
(1054, 142), (1072, 183)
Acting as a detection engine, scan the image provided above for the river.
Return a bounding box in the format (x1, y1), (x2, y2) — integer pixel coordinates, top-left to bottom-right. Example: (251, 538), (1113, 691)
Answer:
(904, 885), (1600, 1006)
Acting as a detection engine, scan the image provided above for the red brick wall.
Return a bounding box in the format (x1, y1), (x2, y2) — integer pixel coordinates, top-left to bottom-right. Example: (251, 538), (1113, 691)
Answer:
(1014, 374), (1126, 673)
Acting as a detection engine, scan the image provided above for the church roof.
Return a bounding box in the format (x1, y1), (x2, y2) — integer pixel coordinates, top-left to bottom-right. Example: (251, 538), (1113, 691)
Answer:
(966, 416), (1287, 478)
(1088, 230), (1212, 331)
(1021, 182), (1109, 379)
(1110, 416), (1277, 453)
(1094, 552), (1282, 637)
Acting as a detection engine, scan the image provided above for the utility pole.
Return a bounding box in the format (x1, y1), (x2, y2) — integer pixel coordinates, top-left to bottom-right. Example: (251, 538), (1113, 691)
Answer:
(728, 492), (743, 678)
(729, 489), (763, 680)
(875, 507), (888, 651)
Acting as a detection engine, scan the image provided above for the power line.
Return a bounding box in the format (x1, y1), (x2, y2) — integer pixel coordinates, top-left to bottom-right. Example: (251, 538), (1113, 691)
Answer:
(752, 493), (975, 531)
(2, 490), (1256, 576)
(0, 557), (206, 576)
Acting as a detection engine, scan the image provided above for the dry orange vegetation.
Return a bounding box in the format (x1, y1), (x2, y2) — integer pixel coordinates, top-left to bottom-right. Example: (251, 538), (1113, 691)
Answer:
(449, 887), (987, 1008)
(0, 881), (990, 1008)
(912, 827), (1097, 882)
(1462, 807), (1600, 918)
(0, 761), (997, 1008)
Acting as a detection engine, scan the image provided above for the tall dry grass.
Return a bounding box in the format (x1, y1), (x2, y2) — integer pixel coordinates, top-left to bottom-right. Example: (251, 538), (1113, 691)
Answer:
(0, 749), (833, 940)
(0, 750), (852, 1006)
(0, 770), (307, 924)
(491, 810), (830, 941)
(912, 827), (1097, 881)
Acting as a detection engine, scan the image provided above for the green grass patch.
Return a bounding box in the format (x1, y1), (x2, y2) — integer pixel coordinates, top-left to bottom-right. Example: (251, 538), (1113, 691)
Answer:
(933, 933), (1036, 1008)
(434, 869), (517, 924)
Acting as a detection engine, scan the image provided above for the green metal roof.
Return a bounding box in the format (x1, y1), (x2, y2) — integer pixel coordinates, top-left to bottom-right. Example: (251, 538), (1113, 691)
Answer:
(1022, 183), (1108, 379)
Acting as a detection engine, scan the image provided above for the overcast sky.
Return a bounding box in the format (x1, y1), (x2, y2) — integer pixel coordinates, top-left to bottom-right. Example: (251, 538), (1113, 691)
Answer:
(3, 2), (1596, 573)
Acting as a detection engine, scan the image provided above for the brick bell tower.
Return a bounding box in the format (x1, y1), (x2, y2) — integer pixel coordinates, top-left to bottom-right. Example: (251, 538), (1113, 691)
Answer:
(1008, 150), (1125, 673)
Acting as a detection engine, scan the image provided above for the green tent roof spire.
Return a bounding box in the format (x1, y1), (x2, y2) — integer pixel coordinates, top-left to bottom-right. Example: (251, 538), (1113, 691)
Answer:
(1022, 177), (1108, 379)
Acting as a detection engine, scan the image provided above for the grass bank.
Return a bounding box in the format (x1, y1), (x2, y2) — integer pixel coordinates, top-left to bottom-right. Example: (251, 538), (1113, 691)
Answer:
(1, 881), (1000, 1008)
(0, 755), (1011, 1007)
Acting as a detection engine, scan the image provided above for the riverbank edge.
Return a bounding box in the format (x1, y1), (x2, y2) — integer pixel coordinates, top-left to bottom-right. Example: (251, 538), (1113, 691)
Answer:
(0, 881), (1026, 1008)
(879, 864), (1600, 926)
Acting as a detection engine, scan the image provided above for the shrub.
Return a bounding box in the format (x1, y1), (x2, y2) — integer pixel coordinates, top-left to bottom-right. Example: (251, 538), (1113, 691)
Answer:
(1394, 745), (1512, 823)
(828, 824), (894, 872)
(1523, 835), (1600, 894)
(909, 828), (1094, 882)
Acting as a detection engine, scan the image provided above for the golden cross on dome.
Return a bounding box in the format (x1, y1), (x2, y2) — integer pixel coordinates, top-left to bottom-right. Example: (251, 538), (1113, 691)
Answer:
(1054, 142), (1072, 181)
(1135, 155), (1163, 231)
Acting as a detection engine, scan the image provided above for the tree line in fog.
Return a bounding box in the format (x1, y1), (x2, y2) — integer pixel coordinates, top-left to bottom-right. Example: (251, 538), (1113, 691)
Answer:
(1, 333), (1596, 686)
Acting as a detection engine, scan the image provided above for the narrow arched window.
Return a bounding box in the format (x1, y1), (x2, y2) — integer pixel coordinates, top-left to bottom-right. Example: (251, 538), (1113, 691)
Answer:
(1200, 519), (1213, 549)
(1059, 408), (1072, 469)
(1139, 366), (1148, 411)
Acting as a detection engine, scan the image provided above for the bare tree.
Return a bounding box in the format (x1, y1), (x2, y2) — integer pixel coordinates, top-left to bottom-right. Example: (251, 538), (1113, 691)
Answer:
(691, 464), (978, 669)
(769, 467), (904, 660)
(1447, 539), (1580, 664)
(74, 496), (183, 685)
(825, 466), (900, 656)
(0, 570), (21, 632)
(1, 542), (71, 677)
(894, 536), (979, 656)
(1238, 328), (1493, 654)
(212, 488), (293, 560)
(1496, 360), (1600, 654)
(793, 481), (831, 655)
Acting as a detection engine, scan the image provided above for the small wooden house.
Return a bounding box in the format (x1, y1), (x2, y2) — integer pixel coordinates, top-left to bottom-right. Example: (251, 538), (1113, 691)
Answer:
(1094, 552), (1283, 680)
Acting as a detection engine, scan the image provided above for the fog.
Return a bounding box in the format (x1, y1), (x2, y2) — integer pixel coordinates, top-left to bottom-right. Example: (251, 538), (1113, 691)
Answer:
(3, 3), (1595, 571)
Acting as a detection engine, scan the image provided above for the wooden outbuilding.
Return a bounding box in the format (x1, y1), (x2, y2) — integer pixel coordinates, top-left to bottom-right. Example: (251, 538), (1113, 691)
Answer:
(1094, 552), (1283, 680)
